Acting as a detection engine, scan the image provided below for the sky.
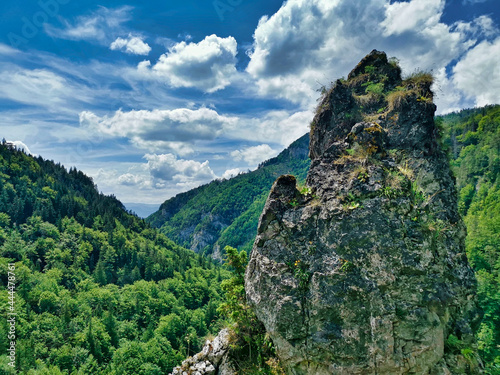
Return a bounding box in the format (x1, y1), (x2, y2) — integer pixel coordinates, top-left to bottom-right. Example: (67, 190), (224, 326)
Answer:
(0, 0), (499, 205)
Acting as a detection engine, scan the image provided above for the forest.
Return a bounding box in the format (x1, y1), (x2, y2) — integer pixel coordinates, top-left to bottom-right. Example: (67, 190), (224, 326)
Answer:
(0, 143), (229, 374)
(439, 105), (500, 373)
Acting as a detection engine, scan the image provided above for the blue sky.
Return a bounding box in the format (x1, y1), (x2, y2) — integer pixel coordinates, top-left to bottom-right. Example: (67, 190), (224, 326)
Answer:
(1, 0), (499, 204)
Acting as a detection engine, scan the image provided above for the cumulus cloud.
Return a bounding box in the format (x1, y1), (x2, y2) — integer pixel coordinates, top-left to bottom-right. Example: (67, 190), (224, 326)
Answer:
(45, 6), (132, 44)
(453, 37), (500, 107)
(110, 35), (151, 55)
(221, 168), (241, 180)
(231, 144), (279, 166)
(118, 173), (147, 186)
(432, 68), (468, 114)
(246, 0), (384, 105)
(381, 0), (445, 36)
(144, 153), (216, 188)
(79, 107), (237, 155)
(138, 34), (238, 92)
(245, 0), (500, 112)
(225, 110), (312, 147)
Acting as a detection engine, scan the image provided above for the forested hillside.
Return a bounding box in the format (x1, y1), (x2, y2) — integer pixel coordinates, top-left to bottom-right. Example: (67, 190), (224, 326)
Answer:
(0, 143), (228, 374)
(439, 105), (500, 373)
(148, 134), (310, 258)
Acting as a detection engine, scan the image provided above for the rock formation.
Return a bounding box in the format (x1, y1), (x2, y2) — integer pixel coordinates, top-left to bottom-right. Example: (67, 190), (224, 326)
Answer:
(245, 50), (482, 374)
(169, 329), (236, 375)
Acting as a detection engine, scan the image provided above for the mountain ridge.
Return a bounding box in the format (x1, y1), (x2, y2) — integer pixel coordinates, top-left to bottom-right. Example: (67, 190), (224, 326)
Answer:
(147, 133), (310, 259)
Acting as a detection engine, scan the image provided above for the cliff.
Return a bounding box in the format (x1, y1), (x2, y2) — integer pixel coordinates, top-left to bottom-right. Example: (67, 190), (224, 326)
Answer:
(245, 50), (482, 374)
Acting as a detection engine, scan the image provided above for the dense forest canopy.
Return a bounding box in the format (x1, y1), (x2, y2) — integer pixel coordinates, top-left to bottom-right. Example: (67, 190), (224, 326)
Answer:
(439, 105), (500, 373)
(0, 143), (229, 374)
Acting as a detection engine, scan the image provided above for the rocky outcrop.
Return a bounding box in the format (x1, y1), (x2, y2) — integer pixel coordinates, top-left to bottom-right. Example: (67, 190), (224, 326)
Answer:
(169, 329), (236, 375)
(245, 51), (482, 374)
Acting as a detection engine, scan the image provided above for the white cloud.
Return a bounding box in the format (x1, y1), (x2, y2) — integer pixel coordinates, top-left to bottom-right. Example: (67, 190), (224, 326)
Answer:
(453, 37), (500, 107)
(246, 0), (381, 106)
(79, 107), (237, 154)
(138, 34), (238, 92)
(118, 173), (147, 186)
(0, 44), (19, 56)
(474, 16), (498, 38)
(144, 153), (216, 189)
(231, 144), (278, 166)
(110, 35), (151, 55)
(45, 6), (132, 44)
(245, 0), (500, 112)
(7, 140), (35, 156)
(432, 67), (469, 114)
(226, 110), (312, 147)
(0, 69), (71, 110)
(381, 0), (445, 36)
(221, 168), (241, 180)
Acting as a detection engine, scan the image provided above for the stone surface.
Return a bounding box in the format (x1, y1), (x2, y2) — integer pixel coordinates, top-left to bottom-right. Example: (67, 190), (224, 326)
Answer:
(245, 51), (482, 374)
(169, 329), (236, 375)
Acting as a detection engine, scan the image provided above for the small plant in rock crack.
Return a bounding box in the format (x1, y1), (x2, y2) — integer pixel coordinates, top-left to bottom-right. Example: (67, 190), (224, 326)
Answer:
(382, 186), (401, 199)
(358, 172), (369, 183)
(307, 241), (317, 255)
(289, 198), (300, 208)
(411, 181), (426, 207)
(289, 260), (311, 290)
(346, 201), (361, 210)
(300, 186), (319, 200)
(343, 192), (363, 210)
(339, 259), (355, 272)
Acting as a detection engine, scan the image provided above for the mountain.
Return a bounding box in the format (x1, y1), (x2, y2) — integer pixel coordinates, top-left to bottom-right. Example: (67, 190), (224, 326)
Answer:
(246, 50), (481, 374)
(147, 134), (310, 259)
(0, 143), (228, 374)
(123, 203), (161, 218)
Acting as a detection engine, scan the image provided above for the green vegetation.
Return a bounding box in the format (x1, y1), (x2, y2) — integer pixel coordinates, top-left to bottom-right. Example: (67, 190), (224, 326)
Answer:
(219, 246), (284, 374)
(0, 143), (229, 374)
(386, 71), (434, 112)
(148, 134), (310, 256)
(439, 105), (500, 374)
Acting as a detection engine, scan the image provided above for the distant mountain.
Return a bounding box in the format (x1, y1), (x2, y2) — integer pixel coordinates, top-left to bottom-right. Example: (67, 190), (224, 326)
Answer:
(124, 202), (161, 218)
(147, 134), (311, 259)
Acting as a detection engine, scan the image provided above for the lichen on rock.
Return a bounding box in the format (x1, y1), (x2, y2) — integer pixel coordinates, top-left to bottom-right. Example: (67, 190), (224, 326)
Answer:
(245, 50), (482, 374)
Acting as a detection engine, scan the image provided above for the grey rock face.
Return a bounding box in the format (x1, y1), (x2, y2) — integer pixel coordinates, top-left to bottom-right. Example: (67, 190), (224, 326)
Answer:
(169, 329), (236, 375)
(245, 51), (482, 374)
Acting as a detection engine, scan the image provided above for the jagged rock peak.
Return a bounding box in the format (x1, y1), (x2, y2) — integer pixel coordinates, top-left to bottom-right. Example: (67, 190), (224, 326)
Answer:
(246, 51), (482, 374)
(309, 49), (436, 161)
